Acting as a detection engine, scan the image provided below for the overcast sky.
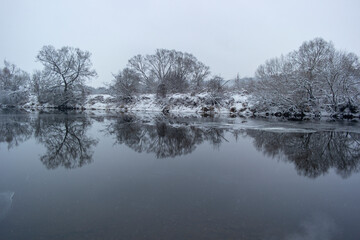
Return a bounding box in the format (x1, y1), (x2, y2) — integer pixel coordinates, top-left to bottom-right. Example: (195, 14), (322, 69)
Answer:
(1, 0), (359, 87)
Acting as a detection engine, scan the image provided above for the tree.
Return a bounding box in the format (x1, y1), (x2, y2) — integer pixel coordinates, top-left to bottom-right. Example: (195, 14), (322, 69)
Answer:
(36, 45), (97, 108)
(207, 75), (226, 97)
(31, 70), (55, 104)
(0, 60), (30, 105)
(322, 51), (360, 112)
(127, 49), (210, 95)
(253, 38), (360, 115)
(0, 60), (29, 91)
(254, 54), (302, 111)
(111, 68), (140, 100)
(191, 61), (210, 92)
(292, 38), (334, 103)
(234, 73), (242, 91)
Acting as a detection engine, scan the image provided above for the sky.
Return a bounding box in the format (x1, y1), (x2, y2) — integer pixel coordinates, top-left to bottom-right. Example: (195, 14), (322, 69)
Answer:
(0, 0), (359, 87)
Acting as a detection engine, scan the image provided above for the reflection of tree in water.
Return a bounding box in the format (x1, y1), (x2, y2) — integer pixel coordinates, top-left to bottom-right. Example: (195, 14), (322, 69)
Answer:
(244, 129), (360, 178)
(34, 114), (98, 169)
(3, 110), (359, 177)
(106, 115), (227, 158)
(105, 115), (360, 178)
(0, 111), (33, 149)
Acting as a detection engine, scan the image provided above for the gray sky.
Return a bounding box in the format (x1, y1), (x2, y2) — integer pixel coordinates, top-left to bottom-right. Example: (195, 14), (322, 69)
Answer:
(1, 0), (359, 87)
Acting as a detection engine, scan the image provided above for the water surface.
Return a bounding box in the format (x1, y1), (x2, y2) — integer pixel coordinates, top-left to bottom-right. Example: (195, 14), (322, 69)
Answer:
(0, 111), (359, 239)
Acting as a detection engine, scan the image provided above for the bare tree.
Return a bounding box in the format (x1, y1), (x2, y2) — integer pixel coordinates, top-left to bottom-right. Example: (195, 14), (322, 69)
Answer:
(191, 61), (210, 92)
(292, 38), (334, 103)
(31, 70), (56, 104)
(36, 45), (97, 108)
(322, 51), (360, 112)
(0, 60), (30, 105)
(128, 54), (155, 92)
(206, 75), (227, 106)
(253, 38), (360, 115)
(254, 54), (302, 111)
(126, 49), (210, 95)
(111, 68), (140, 100)
(234, 73), (242, 91)
(0, 60), (29, 91)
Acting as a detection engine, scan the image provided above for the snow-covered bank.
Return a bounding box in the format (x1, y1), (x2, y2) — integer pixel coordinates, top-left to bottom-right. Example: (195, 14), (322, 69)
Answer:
(10, 92), (360, 120)
(83, 92), (256, 116)
(23, 92), (252, 115)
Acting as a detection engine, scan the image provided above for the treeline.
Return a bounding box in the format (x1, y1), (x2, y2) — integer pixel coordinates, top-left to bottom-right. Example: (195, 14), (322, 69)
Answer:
(0, 38), (359, 116)
(248, 38), (360, 116)
(0, 46), (228, 109)
(112, 49), (211, 97)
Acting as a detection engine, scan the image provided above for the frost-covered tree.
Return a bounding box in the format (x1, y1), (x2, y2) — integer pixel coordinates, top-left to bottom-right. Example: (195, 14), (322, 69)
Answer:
(254, 54), (303, 111)
(234, 73), (242, 91)
(292, 38), (333, 103)
(207, 75), (226, 97)
(127, 49), (210, 95)
(0, 60), (30, 105)
(36, 45), (97, 108)
(191, 61), (210, 92)
(321, 51), (360, 112)
(31, 70), (56, 104)
(111, 68), (140, 100)
(253, 38), (360, 115)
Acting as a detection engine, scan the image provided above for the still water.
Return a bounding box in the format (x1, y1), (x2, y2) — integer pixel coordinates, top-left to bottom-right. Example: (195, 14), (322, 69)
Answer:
(0, 110), (359, 240)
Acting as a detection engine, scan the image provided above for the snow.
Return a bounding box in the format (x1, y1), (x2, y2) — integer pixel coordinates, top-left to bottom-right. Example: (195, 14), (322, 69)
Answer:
(77, 92), (252, 115)
(129, 94), (163, 112)
(14, 91), (360, 119)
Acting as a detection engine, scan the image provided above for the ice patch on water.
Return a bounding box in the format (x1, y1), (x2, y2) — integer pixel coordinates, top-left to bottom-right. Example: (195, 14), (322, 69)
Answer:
(0, 191), (15, 221)
(260, 127), (317, 133)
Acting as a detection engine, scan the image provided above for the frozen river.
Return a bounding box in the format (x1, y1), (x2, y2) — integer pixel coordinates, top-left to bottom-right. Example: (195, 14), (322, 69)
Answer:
(0, 110), (359, 239)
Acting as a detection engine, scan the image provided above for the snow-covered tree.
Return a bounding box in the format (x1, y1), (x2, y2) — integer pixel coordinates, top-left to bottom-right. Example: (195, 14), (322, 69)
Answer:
(36, 45), (97, 108)
(321, 51), (360, 112)
(253, 38), (360, 115)
(0, 60), (30, 105)
(207, 75), (226, 97)
(111, 68), (140, 100)
(127, 49), (210, 95)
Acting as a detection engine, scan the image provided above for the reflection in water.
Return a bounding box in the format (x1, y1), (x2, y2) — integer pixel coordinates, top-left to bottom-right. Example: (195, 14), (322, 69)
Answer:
(0, 113), (33, 149)
(105, 115), (226, 158)
(245, 130), (360, 178)
(34, 114), (98, 169)
(106, 115), (360, 178)
(0, 111), (98, 169)
(0, 192), (15, 222)
(1, 111), (359, 178)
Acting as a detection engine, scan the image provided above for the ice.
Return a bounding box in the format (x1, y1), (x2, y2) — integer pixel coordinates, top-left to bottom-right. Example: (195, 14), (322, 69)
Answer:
(0, 192), (15, 221)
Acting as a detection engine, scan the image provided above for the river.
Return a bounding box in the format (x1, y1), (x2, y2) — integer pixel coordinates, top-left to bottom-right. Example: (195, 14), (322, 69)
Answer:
(0, 110), (359, 239)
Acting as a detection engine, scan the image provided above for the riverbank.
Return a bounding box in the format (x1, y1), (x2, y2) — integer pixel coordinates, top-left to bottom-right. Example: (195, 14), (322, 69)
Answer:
(4, 92), (360, 120)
